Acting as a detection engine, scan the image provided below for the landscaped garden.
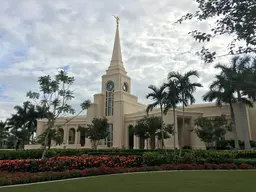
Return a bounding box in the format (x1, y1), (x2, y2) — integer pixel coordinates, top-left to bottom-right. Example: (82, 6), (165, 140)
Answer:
(1, 149), (256, 187)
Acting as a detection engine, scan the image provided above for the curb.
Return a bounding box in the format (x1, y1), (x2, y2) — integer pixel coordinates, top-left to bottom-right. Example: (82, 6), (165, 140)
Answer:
(1, 169), (256, 189)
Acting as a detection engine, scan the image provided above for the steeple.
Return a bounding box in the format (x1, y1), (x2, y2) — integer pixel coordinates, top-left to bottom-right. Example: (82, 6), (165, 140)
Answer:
(111, 24), (123, 64)
(107, 16), (126, 74)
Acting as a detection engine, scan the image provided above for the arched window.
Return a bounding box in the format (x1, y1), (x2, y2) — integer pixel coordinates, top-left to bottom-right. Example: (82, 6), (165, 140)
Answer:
(105, 81), (114, 116)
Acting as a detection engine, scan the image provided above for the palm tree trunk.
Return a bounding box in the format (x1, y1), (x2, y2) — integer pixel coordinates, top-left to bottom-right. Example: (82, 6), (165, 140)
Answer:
(229, 102), (239, 149)
(179, 95), (185, 156)
(172, 107), (176, 149)
(237, 91), (251, 149)
(160, 105), (165, 151)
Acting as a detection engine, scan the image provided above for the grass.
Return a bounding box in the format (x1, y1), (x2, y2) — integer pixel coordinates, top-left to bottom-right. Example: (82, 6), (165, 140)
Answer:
(1, 171), (256, 192)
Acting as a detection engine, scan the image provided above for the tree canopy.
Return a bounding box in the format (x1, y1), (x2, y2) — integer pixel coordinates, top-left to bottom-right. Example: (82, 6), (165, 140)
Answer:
(78, 117), (109, 149)
(177, 0), (256, 63)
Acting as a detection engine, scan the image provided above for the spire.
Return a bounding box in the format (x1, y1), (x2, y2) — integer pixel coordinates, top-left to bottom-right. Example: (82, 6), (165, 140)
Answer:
(111, 24), (123, 64)
(107, 16), (126, 72)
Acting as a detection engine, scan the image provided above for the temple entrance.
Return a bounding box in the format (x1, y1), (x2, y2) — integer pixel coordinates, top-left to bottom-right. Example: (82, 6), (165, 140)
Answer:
(128, 125), (134, 149)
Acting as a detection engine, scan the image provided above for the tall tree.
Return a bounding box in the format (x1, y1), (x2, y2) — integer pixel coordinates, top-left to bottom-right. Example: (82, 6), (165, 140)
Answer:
(240, 57), (256, 101)
(0, 121), (9, 148)
(6, 114), (26, 149)
(176, 0), (256, 63)
(27, 70), (91, 159)
(12, 101), (39, 143)
(215, 56), (254, 149)
(168, 70), (202, 153)
(146, 84), (167, 149)
(78, 117), (109, 150)
(5, 101), (47, 148)
(164, 79), (180, 149)
(203, 73), (240, 149)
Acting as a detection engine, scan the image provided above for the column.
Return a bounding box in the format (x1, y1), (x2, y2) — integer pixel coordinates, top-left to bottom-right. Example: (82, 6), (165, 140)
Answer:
(75, 128), (80, 145)
(133, 135), (139, 149)
(63, 125), (68, 145)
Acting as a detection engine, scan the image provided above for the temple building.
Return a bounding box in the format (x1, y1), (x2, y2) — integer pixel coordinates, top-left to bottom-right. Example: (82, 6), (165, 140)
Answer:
(27, 20), (256, 150)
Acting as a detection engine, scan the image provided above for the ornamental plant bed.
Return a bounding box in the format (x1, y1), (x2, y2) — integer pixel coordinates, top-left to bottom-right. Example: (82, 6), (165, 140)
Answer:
(0, 163), (256, 186)
(0, 156), (143, 172)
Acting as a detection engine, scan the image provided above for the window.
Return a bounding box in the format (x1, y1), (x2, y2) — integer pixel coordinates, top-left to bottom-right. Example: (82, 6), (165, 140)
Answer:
(104, 124), (113, 147)
(105, 90), (114, 116)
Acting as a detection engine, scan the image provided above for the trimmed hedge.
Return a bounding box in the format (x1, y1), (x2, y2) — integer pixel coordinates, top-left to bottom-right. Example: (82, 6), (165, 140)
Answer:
(1, 148), (256, 160)
(0, 149), (158, 160)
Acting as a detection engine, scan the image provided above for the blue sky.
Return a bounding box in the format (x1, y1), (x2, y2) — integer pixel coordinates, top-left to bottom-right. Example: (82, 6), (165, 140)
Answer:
(0, 0), (234, 120)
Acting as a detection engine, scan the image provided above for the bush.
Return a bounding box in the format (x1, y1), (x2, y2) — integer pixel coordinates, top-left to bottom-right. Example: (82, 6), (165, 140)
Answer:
(142, 152), (167, 166)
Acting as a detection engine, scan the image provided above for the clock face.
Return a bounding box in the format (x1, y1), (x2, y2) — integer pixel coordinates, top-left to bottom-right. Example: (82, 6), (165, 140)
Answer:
(122, 83), (128, 92)
(106, 81), (114, 91)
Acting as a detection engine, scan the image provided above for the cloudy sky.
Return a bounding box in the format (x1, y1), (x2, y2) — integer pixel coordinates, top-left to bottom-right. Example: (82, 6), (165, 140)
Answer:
(0, 0), (234, 120)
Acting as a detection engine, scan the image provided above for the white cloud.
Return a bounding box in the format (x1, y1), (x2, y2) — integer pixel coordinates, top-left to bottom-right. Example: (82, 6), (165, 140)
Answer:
(0, 0), (234, 120)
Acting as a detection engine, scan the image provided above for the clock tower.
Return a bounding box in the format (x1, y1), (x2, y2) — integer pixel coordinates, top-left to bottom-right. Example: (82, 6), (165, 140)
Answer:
(89, 17), (145, 148)
(100, 18), (132, 147)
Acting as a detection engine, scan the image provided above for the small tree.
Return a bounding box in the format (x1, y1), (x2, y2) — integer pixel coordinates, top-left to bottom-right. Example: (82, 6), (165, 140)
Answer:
(145, 116), (162, 149)
(133, 117), (149, 149)
(156, 123), (174, 149)
(78, 117), (109, 149)
(27, 70), (91, 159)
(193, 115), (231, 148)
(133, 116), (173, 149)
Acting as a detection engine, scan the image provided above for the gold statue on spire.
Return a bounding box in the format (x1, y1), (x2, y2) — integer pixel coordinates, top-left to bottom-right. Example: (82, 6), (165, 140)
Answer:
(113, 15), (120, 25)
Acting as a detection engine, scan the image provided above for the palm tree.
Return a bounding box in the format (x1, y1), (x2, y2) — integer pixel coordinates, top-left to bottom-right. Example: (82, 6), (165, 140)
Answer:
(168, 70), (202, 152)
(203, 74), (240, 149)
(13, 101), (38, 143)
(37, 128), (63, 149)
(146, 84), (167, 149)
(240, 57), (256, 101)
(0, 121), (9, 148)
(164, 79), (180, 149)
(215, 56), (254, 149)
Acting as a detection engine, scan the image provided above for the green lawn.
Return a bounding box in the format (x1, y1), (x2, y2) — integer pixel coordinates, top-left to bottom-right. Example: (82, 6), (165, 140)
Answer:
(1, 171), (256, 192)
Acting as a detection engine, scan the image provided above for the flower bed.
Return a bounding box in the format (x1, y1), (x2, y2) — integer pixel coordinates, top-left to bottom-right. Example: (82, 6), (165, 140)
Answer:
(0, 156), (143, 172)
(0, 163), (255, 186)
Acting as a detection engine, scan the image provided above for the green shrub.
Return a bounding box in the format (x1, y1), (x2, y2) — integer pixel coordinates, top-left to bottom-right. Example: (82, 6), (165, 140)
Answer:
(233, 159), (256, 166)
(1, 148), (256, 161)
(142, 152), (167, 166)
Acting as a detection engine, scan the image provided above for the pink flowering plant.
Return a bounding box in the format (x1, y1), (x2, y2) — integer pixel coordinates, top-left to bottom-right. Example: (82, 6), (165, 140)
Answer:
(0, 155), (143, 172)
